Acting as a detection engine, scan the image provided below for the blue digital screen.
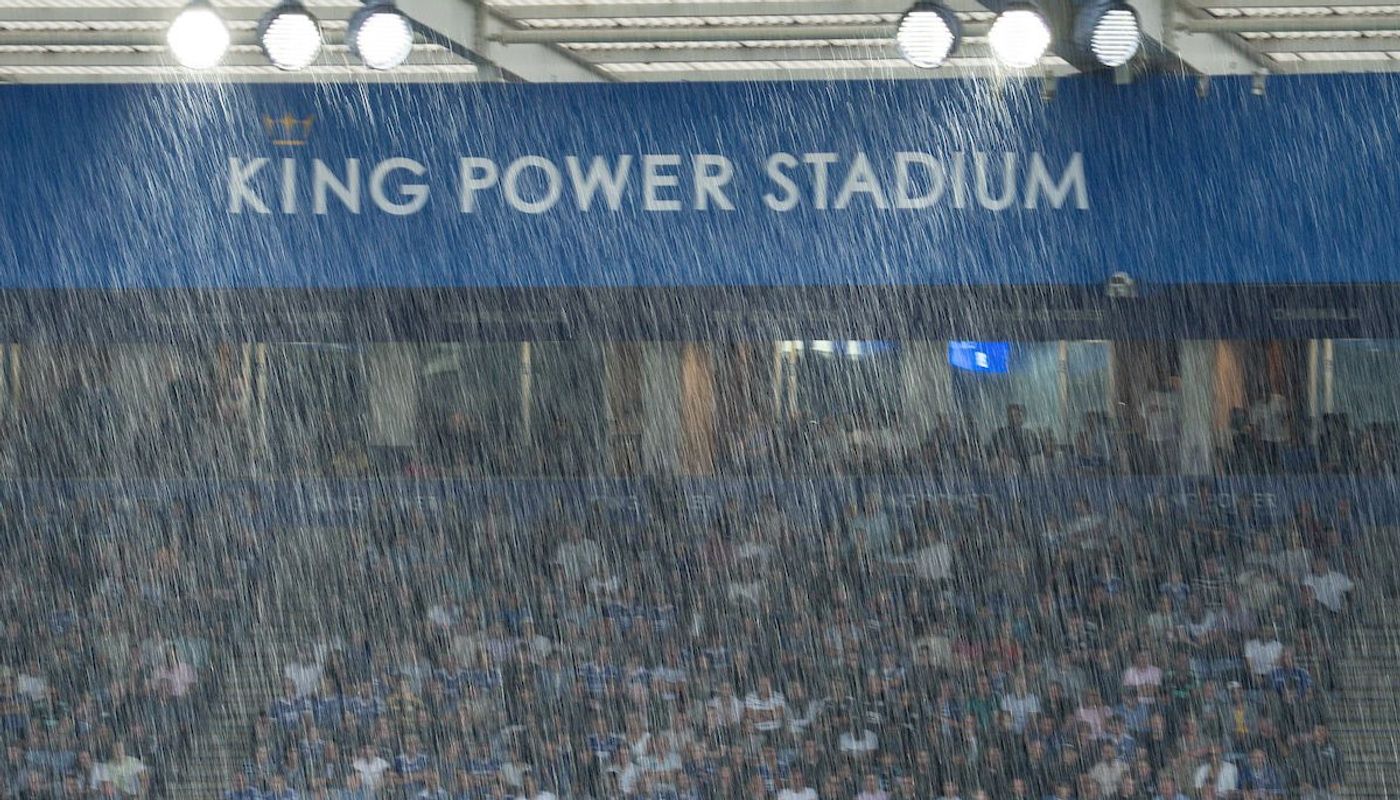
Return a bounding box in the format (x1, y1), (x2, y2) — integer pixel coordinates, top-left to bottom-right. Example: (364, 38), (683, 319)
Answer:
(948, 341), (1010, 373)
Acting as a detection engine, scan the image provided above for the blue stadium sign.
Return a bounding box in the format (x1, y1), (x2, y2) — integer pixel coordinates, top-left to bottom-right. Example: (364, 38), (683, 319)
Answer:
(1, 75), (1399, 289)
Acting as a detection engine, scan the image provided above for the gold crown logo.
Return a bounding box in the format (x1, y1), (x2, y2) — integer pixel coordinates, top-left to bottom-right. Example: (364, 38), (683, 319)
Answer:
(262, 113), (315, 146)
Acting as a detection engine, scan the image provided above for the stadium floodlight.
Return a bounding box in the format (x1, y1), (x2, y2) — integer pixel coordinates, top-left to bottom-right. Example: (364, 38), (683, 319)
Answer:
(167, 0), (230, 69)
(258, 1), (323, 71)
(347, 0), (415, 70)
(896, 1), (962, 68)
(1076, 0), (1140, 67)
(987, 4), (1052, 69)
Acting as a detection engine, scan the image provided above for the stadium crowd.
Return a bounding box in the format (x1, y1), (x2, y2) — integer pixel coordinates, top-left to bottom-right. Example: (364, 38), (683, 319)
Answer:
(0, 385), (1385, 800)
(0, 496), (256, 799)
(714, 403), (1400, 479)
(208, 473), (1376, 800)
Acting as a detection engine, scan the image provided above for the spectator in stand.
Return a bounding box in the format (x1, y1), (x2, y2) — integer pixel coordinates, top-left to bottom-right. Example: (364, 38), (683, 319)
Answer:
(836, 709), (878, 758)
(905, 525), (953, 586)
(416, 769), (452, 800)
(1000, 675), (1041, 734)
(386, 677), (425, 729)
(1297, 724), (1345, 792)
(1316, 414), (1355, 473)
(55, 774), (86, 800)
(1191, 558), (1230, 611)
(1268, 647), (1314, 700)
(553, 525), (606, 586)
(744, 676), (789, 737)
(848, 494), (895, 558)
(1241, 748), (1287, 798)
(1075, 412), (1119, 473)
(514, 772), (559, 800)
(1249, 392), (1291, 471)
(351, 744), (390, 792)
(330, 772), (373, 800)
(395, 735), (433, 793)
(1214, 681), (1258, 752)
(1192, 745), (1239, 798)
(1302, 557), (1355, 615)
(224, 772), (262, 800)
(149, 646), (196, 700)
(777, 770), (818, 800)
(1244, 624), (1284, 689)
(264, 774), (300, 800)
(1140, 377), (1181, 474)
(94, 742), (147, 798)
(1151, 774), (1190, 800)
(1122, 650), (1163, 692)
(1223, 407), (1258, 474)
(285, 647), (324, 698)
(1114, 774), (1147, 800)
(988, 405), (1037, 471)
(855, 773), (888, 800)
(15, 660), (47, 706)
(1089, 742), (1129, 797)
(1073, 688), (1113, 739)
(606, 743), (644, 796)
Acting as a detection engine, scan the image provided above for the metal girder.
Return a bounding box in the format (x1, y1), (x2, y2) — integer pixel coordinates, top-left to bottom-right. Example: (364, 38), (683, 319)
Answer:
(599, 61), (1079, 80)
(0, 49), (462, 65)
(396, 0), (605, 80)
(0, 29), (349, 44)
(491, 23), (896, 42)
(574, 41), (996, 62)
(578, 44), (902, 62)
(1251, 34), (1400, 51)
(0, 64), (481, 81)
(1199, 0), (1400, 7)
(1268, 53), (1400, 68)
(488, 0), (988, 18)
(1138, 0), (1269, 74)
(0, 5), (360, 22)
(1185, 14), (1400, 31)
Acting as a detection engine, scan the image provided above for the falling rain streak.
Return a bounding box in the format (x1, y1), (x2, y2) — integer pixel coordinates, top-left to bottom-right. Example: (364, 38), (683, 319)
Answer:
(0, 74), (1396, 800)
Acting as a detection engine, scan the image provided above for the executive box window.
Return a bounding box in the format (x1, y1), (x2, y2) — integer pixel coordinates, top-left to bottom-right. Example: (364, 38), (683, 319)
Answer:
(6, 344), (252, 478)
(1320, 339), (1400, 473)
(0, 336), (1393, 478)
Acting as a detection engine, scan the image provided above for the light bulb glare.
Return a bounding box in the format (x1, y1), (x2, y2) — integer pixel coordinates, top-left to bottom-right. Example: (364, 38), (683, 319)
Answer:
(259, 3), (323, 70)
(349, 3), (414, 70)
(167, 0), (230, 69)
(988, 6), (1052, 69)
(896, 2), (960, 68)
(1091, 5), (1140, 67)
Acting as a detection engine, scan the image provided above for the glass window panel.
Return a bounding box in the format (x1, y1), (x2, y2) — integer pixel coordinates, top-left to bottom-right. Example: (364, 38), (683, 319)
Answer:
(529, 341), (606, 475)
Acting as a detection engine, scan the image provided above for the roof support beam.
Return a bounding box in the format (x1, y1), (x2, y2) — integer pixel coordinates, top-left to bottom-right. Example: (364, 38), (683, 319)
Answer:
(600, 61), (1079, 80)
(490, 0), (987, 18)
(1252, 35), (1400, 52)
(0, 29), (350, 45)
(0, 4), (359, 22)
(1137, 0), (1267, 74)
(0, 67), (480, 82)
(574, 41), (995, 62)
(1183, 14), (1400, 32)
(1268, 55), (1400, 69)
(395, 0), (605, 80)
(0, 49), (461, 66)
(491, 23), (896, 43)
(1194, 0), (1400, 8)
